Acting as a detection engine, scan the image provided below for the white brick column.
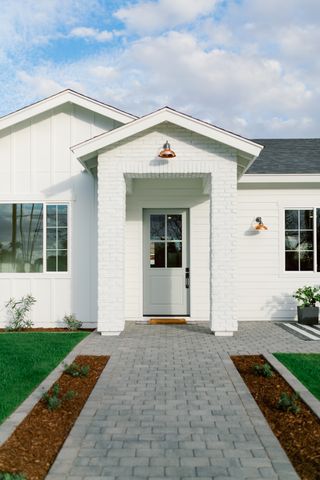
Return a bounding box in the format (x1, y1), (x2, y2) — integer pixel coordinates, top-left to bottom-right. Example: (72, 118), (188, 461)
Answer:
(97, 160), (126, 335)
(210, 159), (238, 335)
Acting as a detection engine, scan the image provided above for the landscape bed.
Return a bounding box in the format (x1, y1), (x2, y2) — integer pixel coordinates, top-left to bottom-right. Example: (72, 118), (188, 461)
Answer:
(0, 355), (109, 480)
(0, 331), (90, 424)
(232, 355), (320, 480)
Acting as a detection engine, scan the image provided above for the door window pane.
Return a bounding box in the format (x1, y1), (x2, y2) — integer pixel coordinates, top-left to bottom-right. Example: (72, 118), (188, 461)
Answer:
(0, 203), (43, 272)
(150, 215), (165, 240)
(150, 242), (165, 267)
(167, 215), (182, 240)
(167, 242), (182, 268)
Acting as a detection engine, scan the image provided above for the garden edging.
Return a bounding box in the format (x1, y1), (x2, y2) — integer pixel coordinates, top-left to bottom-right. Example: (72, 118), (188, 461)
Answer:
(264, 352), (320, 419)
(0, 330), (96, 446)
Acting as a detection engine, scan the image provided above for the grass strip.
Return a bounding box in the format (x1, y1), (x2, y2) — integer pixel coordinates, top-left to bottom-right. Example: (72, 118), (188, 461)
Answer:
(0, 332), (89, 424)
(273, 353), (320, 400)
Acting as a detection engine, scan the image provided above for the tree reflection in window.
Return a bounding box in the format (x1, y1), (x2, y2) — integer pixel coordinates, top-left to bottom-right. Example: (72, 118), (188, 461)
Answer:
(0, 204), (43, 272)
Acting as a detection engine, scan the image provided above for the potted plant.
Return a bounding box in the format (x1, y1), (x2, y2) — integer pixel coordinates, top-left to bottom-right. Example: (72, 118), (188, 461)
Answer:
(293, 285), (320, 325)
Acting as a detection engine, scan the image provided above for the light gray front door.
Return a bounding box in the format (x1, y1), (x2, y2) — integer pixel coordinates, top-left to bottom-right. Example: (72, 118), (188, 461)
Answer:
(143, 209), (189, 316)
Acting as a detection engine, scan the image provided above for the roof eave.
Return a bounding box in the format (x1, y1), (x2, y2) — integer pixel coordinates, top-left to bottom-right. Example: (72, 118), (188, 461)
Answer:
(72, 107), (263, 162)
(0, 89), (137, 131)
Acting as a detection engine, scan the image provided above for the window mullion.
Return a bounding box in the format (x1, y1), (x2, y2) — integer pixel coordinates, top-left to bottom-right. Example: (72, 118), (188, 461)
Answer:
(43, 203), (47, 273)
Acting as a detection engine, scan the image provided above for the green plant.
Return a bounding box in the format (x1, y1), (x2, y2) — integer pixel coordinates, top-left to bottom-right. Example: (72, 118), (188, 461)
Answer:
(253, 363), (273, 378)
(293, 285), (320, 307)
(5, 295), (36, 331)
(0, 473), (27, 480)
(64, 362), (90, 377)
(63, 314), (82, 331)
(277, 392), (300, 414)
(42, 383), (76, 411)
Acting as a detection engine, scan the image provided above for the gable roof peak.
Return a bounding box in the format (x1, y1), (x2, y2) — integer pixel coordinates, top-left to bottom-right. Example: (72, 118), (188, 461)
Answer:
(0, 89), (137, 132)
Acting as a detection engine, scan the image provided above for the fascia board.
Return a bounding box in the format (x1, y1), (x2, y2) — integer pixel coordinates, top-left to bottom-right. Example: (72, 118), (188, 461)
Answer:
(0, 90), (136, 131)
(240, 174), (320, 183)
(72, 108), (263, 160)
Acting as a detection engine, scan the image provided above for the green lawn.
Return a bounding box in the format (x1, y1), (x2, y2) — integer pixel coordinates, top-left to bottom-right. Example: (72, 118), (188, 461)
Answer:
(273, 353), (320, 400)
(0, 332), (89, 424)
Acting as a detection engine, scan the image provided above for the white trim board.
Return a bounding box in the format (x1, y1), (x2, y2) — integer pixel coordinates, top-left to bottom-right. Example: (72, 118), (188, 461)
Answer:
(0, 89), (137, 131)
(72, 107), (263, 163)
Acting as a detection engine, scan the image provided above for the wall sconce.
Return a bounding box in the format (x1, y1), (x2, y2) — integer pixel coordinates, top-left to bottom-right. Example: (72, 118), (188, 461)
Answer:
(255, 217), (268, 231)
(159, 140), (176, 158)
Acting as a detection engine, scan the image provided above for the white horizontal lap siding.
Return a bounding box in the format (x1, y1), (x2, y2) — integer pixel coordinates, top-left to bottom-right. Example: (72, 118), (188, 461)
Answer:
(237, 185), (320, 321)
(0, 104), (116, 328)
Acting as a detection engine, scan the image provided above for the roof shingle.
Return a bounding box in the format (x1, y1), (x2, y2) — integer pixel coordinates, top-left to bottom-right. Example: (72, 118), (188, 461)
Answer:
(247, 139), (320, 174)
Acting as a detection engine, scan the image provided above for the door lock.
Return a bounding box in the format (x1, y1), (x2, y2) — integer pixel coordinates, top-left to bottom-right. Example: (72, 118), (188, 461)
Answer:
(185, 268), (190, 289)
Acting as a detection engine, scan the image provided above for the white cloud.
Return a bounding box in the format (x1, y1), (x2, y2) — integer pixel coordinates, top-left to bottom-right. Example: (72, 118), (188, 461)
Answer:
(115, 0), (218, 34)
(1, 0), (320, 138)
(69, 27), (113, 42)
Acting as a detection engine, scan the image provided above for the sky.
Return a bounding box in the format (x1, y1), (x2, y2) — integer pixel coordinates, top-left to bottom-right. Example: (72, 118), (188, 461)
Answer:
(0, 0), (319, 138)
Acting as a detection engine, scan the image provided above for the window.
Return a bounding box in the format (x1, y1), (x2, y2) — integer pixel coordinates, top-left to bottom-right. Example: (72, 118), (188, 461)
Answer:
(0, 203), (68, 273)
(285, 209), (318, 272)
(149, 213), (182, 268)
(46, 205), (68, 272)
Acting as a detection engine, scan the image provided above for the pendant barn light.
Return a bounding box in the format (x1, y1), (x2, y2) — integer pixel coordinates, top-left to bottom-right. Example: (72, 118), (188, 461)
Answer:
(159, 140), (176, 158)
(255, 217), (268, 230)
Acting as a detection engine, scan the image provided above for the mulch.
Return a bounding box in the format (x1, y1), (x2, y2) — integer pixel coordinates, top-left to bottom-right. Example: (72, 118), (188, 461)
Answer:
(0, 355), (109, 480)
(232, 355), (320, 480)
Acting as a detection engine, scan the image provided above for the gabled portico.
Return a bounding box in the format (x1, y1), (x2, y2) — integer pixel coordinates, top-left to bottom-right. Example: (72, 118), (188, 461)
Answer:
(72, 108), (263, 336)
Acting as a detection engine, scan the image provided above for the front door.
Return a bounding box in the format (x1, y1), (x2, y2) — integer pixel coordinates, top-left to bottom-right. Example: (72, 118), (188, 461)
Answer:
(143, 209), (189, 316)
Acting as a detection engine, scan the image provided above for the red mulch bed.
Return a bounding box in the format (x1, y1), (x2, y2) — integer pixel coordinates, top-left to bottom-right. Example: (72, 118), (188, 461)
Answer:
(0, 355), (109, 480)
(232, 355), (320, 480)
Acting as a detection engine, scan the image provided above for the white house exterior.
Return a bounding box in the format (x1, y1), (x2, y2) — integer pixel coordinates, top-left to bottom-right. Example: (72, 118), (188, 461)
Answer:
(0, 90), (319, 336)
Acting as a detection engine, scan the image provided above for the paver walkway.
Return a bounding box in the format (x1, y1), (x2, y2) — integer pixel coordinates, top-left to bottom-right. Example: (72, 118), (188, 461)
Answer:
(47, 322), (320, 480)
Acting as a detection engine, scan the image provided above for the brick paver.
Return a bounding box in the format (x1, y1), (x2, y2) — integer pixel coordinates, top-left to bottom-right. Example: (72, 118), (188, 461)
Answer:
(47, 322), (320, 479)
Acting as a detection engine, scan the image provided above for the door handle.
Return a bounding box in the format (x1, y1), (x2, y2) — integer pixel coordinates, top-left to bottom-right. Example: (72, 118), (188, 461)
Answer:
(185, 268), (190, 289)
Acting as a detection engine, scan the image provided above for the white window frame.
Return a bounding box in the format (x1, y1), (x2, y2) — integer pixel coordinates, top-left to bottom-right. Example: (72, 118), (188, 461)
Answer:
(0, 200), (71, 277)
(281, 206), (319, 276)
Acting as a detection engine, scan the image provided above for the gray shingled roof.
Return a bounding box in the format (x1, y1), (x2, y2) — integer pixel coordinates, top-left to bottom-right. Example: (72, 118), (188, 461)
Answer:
(247, 139), (320, 174)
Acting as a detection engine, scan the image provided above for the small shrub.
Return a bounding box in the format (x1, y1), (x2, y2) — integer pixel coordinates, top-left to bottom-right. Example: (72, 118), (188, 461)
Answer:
(5, 294), (36, 331)
(0, 473), (27, 480)
(42, 383), (76, 411)
(253, 363), (273, 378)
(64, 362), (90, 377)
(63, 314), (82, 331)
(278, 392), (300, 414)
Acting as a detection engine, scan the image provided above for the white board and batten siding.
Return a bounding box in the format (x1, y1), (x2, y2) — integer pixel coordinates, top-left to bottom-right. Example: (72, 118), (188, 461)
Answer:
(237, 182), (320, 321)
(0, 104), (119, 327)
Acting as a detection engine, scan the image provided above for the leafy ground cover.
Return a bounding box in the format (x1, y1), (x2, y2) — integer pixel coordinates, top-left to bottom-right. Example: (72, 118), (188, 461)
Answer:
(274, 353), (320, 400)
(0, 332), (89, 424)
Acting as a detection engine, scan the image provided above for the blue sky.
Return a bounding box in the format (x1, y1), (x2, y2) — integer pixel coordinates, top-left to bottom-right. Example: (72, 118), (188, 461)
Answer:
(0, 0), (319, 137)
